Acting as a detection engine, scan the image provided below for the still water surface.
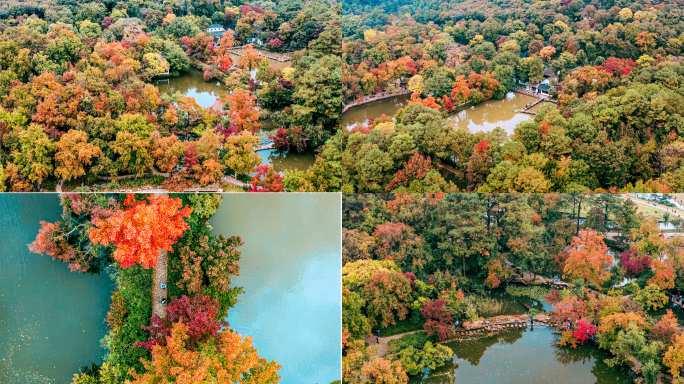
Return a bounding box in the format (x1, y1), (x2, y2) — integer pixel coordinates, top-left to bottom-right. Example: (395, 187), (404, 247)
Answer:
(0, 194), (113, 384)
(341, 92), (551, 135)
(211, 193), (342, 384)
(437, 327), (632, 384)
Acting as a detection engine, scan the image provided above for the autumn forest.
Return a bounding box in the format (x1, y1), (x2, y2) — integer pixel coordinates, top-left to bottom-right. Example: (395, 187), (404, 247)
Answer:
(1, 0), (684, 383)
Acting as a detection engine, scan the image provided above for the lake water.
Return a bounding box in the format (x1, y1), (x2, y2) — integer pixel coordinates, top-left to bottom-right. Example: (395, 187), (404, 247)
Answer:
(417, 327), (632, 384)
(0, 194), (113, 384)
(341, 92), (549, 135)
(157, 70), (228, 109)
(211, 193), (342, 384)
(452, 327), (631, 384)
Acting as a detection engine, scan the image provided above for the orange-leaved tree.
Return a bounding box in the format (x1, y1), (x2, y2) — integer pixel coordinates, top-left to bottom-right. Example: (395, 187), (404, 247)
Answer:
(130, 322), (280, 384)
(88, 194), (191, 269)
(561, 229), (612, 288)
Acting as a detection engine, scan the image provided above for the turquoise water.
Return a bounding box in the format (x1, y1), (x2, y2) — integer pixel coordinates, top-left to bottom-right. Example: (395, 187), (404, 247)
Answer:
(0, 194), (113, 384)
(211, 193), (342, 384)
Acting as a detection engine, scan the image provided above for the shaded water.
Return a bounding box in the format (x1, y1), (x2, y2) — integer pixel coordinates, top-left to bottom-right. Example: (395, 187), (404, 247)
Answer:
(0, 195), (113, 384)
(341, 92), (547, 135)
(257, 149), (315, 172)
(341, 94), (410, 130)
(211, 194), (342, 384)
(421, 327), (631, 384)
(159, 71), (314, 171)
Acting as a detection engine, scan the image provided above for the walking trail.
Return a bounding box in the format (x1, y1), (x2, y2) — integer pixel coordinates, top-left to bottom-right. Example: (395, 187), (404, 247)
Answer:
(152, 251), (168, 319)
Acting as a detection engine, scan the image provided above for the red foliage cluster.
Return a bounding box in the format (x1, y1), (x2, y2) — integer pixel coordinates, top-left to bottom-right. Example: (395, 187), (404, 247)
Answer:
(88, 194), (192, 269)
(373, 222), (408, 247)
(620, 247), (651, 277)
(600, 57), (636, 77)
(551, 295), (588, 325)
(421, 299), (453, 341)
(249, 164), (284, 192)
(386, 152), (432, 191)
(267, 38), (283, 49)
(474, 140), (491, 154)
(270, 127), (289, 151)
(572, 318), (597, 344)
(138, 294), (224, 350)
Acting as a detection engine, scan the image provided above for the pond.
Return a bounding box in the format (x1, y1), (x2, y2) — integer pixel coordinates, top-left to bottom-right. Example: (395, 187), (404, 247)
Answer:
(211, 193), (342, 384)
(420, 327), (632, 384)
(446, 93), (540, 134)
(341, 92), (552, 135)
(341, 94), (410, 131)
(157, 69), (228, 109)
(0, 194), (113, 384)
(257, 149), (315, 172)
(158, 70), (314, 172)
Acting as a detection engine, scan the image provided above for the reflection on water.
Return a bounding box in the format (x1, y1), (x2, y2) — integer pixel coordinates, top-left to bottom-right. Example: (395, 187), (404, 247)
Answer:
(156, 70), (228, 109)
(419, 327), (631, 384)
(159, 71), (313, 172)
(0, 195), (113, 384)
(257, 149), (315, 172)
(341, 95), (410, 130)
(340, 92), (553, 135)
(211, 194), (342, 384)
(447, 93), (537, 134)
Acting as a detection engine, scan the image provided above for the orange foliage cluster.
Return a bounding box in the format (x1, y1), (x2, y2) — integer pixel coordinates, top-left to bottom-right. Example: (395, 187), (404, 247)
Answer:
(89, 195), (191, 269)
(597, 312), (648, 335)
(561, 229), (612, 287)
(649, 258), (676, 289)
(131, 322), (280, 384)
(225, 89), (261, 132)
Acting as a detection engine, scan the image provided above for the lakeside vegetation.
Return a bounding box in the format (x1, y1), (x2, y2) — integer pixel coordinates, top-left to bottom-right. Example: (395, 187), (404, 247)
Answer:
(0, 0), (340, 192)
(342, 193), (684, 383)
(0, 0), (682, 192)
(280, 0), (684, 192)
(28, 193), (280, 383)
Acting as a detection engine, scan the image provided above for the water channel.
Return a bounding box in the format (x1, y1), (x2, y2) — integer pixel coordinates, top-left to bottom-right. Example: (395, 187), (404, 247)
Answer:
(341, 92), (553, 135)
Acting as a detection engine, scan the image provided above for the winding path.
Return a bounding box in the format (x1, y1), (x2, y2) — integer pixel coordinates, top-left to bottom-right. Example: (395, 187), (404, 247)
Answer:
(369, 330), (424, 358)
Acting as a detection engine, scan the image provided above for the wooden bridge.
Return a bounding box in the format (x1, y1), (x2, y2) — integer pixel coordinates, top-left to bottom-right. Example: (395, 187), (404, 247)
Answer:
(342, 88), (410, 113)
(517, 97), (546, 115)
(255, 143), (274, 152)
